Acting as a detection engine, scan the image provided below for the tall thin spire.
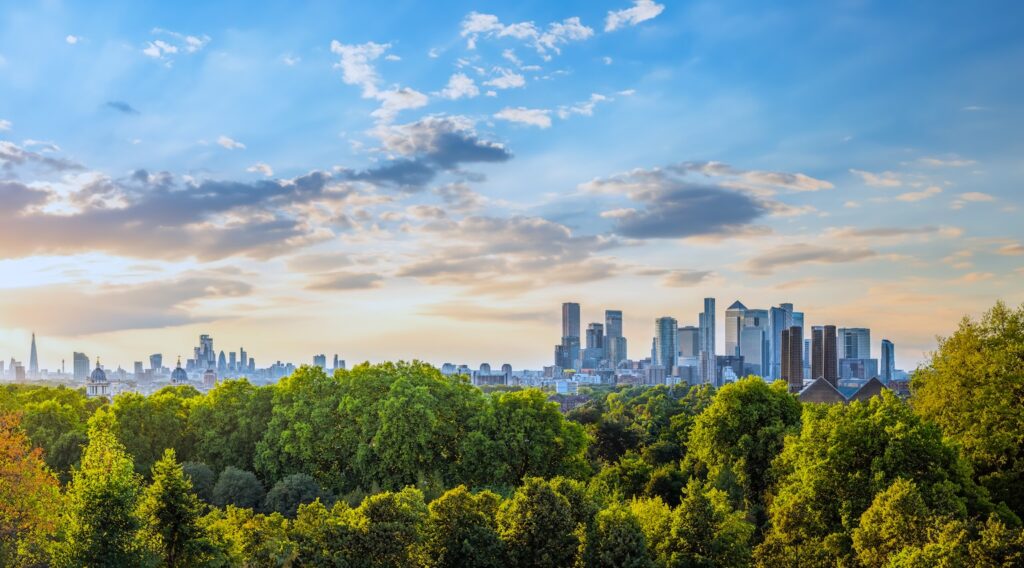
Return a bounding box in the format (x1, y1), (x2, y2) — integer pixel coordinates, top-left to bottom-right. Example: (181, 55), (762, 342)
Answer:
(29, 332), (39, 377)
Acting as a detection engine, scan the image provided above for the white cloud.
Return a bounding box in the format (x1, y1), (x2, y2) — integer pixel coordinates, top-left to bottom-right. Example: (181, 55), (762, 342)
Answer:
(143, 39), (178, 59)
(439, 73), (480, 100)
(494, 107), (552, 128)
(281, 54), (301, 66)
(603, 56), (614, 65)
(895, 186), (941, 202)
(371, 88), (429, 121)
(143, 29), (210, 61)
(385, 54), (401, 61)
(959, 191), (995, 202)
(557, 93), (609, 119)
(247, 163), (274, 177)
(950, 191), (996, 210)
(330, 40), (427, 122)
(502, 49), (522, 66)
(997, 243), (1024, 256)
(65, 35), (80, 45)
(605, 0), (665, 32)
(919, 156), (976, 167)
(428, 47), (441, 58)
(850, 168), (902, 187)
(484, 68), (526, 89)
(330, 40), (390, 96)
(461, 12), (593, 55)
(0, 119), (10, 131)
(217, 136), (246, 150)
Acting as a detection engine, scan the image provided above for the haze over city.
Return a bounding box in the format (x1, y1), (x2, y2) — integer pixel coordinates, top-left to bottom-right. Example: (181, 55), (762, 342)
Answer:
(2, 1), (1023, 372)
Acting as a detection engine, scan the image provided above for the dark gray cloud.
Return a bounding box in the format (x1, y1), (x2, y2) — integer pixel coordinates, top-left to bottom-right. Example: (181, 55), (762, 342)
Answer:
(350, 116), (512, 191)
(342, 159), (436, 189)
(0, 170), (350, 260)
(611, 185), (766, 239)
(744, 244), (878, 275)
(0, 276), (251, 335)
(306, 271), (384, 291)
(104, 101), (139, 115)
(1, 181), (50, 211)
(1, 140), (84, 173)
(660, 269), (715, 287)
(397, 215), (622, 294)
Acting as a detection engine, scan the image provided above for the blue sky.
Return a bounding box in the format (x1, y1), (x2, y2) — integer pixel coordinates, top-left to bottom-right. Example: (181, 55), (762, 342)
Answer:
(1, 0), (1022, 371)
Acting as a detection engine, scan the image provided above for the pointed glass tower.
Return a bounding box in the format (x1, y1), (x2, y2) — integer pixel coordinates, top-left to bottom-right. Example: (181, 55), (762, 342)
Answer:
(29, 332), (39, 378)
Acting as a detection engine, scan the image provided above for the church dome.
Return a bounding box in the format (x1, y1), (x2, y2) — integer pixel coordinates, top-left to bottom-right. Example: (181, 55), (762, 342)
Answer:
(171, 358), (188, 383)
(89, 365), (107, 383)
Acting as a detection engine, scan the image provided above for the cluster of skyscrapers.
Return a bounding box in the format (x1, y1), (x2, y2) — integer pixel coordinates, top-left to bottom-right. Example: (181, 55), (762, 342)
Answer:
(553, 299), (899, 392)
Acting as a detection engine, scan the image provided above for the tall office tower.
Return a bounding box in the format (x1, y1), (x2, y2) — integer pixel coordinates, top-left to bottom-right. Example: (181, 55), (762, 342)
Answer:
(724, 301), (747, 356)
(781, 326), (804, 393)
(677, 325), (700, 358)
(768, 305), (793, 380)
(73, 352), (90, 381)
(583, 323), (605, 368)
(811, 325), (839, 385)
(229, 351), (237, 371)
(332, 354), (339, 370)
(248, 357), (255, 372)
(585, 323), (605, 351)
(557, 302), (582, 369)
(739, 308), (769, 376)
(654, 317), (678, 370)
(880, 339), (895, 383)
(554, 344), (567, 368)
(134, 361), (144, 376)
(838, 328), (871, 359)
(218, 350), (227, 372)
(792, 311), (805, 332)
(605, 310), (623, 338)
(605, 310), (627, 367)
(699, 298), (717, 384)
(239, 348), (247, 371)
(313, 354), (327, 369)
(803, 339), (811, 380)
(29, 333), (39, 378)
(149, 353), (162, 371)
(562, 303), (581, 340)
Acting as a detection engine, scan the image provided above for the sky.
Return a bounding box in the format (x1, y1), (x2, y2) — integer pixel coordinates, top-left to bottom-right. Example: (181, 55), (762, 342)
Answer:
(1, 0), (1022, 373)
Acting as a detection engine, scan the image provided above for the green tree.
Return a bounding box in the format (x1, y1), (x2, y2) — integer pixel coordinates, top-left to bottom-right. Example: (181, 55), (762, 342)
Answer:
(263, 473), (330, 518)
(200, 505), (296, 566)
(969, 514), (1024, 567)
(911, 301), (1024, 517)
(461, 389), (589, 487)
(852, 479), (934, 568)
(757, 391), (993, 566)
(0, 412), (61, 567)
(497, 477), (579, 568)
(182, 462), (215, 503)
(20, 398), (88, 481)
(416, 485), (504, 568)
(111, 386), (198, 476)
(355, 487), (428, 568)
(665, 479), (753, 568)
(577, 502), (653, 568)
(213, 466), (266, 510)
(189, 379), (273, 474)
(686, 377), (801, 526)
(138, 448), (212, 567)
(54, 409), (148, 567)
(629, 497), (673, 566)
(254, 365), (347, 490)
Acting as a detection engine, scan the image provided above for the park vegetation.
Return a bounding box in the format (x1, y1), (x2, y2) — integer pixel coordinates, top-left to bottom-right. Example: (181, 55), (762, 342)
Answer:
(0, 301), (1022, 566)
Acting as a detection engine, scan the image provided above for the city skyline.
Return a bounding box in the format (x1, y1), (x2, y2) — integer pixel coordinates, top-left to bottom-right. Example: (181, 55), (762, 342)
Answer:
(1, 1), (1023, 371)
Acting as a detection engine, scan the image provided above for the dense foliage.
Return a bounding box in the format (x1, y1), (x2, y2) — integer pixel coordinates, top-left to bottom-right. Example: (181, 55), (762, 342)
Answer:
(1, 302), (1022, 566)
